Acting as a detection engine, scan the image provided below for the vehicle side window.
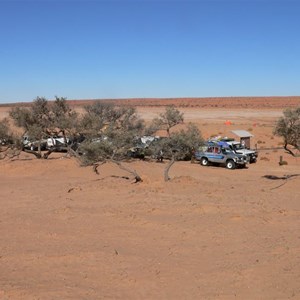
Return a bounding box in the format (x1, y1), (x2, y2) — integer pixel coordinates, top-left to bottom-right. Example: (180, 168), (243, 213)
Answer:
(214, 147), (219, 153)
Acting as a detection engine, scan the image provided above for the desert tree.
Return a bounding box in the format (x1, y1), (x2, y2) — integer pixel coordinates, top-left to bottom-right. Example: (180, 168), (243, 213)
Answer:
(9, 96), (79, 159)
(0, 118), (13, 144)
(10, 97), (50, 158)
(78, 102), (145, 182)
(79, 102), (127, 139)
(0, 118), (21, 160)
(147, 105), (184, 160)
(153, 105), (184, 137)
(159, 123), (204, 181)
(149, 106), (203, 181)
(273, 107), (300, 156)
(43, 96), (80, 158)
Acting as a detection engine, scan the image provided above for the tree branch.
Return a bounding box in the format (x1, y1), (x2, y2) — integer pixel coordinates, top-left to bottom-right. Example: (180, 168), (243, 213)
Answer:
(164, 156), (175, 181)
(111, 159), (142, 183)
(93, 161), (107, 175)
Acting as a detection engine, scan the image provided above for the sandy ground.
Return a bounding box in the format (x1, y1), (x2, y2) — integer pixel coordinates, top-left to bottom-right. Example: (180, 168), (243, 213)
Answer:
(1, 98), (300, 299)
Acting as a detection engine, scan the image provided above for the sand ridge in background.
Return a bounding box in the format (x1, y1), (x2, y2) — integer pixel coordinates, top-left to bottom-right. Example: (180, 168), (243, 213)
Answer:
(1, 96), (300, 109)
(0, 97), (300, 299)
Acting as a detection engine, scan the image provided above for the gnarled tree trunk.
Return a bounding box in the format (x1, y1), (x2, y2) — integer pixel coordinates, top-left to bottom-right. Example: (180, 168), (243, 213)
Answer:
(22, 148), (42, 159)
(111, 159), (142, 183)
(164, 156), (175, 181)
(284, 142), (296, 156)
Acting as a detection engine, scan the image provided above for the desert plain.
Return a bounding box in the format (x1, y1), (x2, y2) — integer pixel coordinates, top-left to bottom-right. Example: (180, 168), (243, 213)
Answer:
(0, 97), (300, 299)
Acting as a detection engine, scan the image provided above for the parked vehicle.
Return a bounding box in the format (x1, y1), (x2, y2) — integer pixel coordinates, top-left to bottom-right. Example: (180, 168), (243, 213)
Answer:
(129, 136), (163, 160)
(22, 134), (47, 151)
(0, 138), (13, 146)
(195, 142), (249, 169)
(46, 136), (70, 150)
(224, 140), (258, 163)
(127, 146), (146, 159)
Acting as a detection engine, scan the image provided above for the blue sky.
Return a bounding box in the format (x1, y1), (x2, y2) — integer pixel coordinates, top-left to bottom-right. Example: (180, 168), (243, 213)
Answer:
(0, 0), (299, 103)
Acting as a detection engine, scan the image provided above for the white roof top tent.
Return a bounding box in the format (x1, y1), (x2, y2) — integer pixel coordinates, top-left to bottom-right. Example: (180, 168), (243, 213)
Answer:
(231, 130), (254, 148)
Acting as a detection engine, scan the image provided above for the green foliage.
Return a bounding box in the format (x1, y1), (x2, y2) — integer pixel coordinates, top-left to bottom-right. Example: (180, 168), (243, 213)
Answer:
(81, 102), (117, 136)
(144, 120), (161, 136)
(9, 96), (79, 157)
(0, 118), (19, 146)
(80, 102), (144, 138)
(148, 106), (203, 181)
(50, 97), (79, 134)
(154, 123), (204, 161)
(78, 102), (145, 164)
(9, 105), (36, 131)
(79, 140), (114, 166)
(274, 107), (300, 155)
(154, 105), (184, 136)
(0, 119), (11, 140)
(10, 96), (78, 139)
(149, 106), (203, 160)
(171, 123), (204, 158)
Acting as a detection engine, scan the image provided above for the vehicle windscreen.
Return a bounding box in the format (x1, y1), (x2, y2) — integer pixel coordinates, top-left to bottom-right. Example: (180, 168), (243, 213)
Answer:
(234, 143), (244, 150)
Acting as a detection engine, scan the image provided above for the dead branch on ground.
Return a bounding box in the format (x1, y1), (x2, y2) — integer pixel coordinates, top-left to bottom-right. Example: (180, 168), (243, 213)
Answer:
(93, 161), (107, 175)
(263, 174), (300, 190)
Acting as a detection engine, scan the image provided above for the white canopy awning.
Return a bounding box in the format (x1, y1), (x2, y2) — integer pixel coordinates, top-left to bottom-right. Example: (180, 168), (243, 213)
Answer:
(231, 130), (254, 138)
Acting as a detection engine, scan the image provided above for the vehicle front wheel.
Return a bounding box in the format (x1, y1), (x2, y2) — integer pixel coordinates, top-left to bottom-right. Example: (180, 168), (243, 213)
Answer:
(226, 160), (236, 169)
(201, 157), (209, 166)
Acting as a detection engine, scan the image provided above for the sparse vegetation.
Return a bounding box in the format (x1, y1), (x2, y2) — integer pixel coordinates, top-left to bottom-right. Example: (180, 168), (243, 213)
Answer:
(0, 118), (14, 145)
(2, 98), (299, 183)
(9, 96), (79, 159)
(1, 99), (206, 183)
(153, 105), (184, 137)
(78, 102), (145, 182)
(148, 107), (203, 181)
(273, 107), (300, 156)
(0, 118), (21, 160)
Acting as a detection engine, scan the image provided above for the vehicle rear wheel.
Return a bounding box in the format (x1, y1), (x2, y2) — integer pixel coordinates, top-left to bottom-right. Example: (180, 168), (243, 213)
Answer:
(201, 157), (209, 166)
(226, 160), (236, 169)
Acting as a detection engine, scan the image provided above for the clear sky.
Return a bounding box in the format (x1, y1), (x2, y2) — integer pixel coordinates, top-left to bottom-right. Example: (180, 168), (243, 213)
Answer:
(0, 0), (299, 103)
